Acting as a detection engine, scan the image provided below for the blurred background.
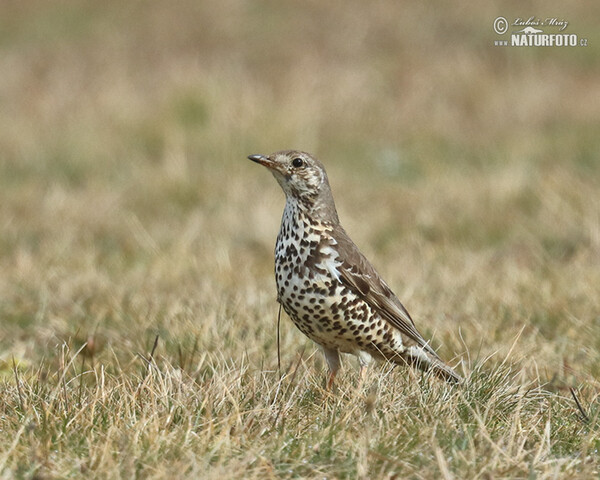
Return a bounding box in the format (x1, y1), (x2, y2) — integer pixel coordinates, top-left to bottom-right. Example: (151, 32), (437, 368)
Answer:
(1, 0), (599, 384)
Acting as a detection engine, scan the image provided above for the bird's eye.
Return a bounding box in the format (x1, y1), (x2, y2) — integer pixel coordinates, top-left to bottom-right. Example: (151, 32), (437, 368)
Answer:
(292, 157), (304, 168)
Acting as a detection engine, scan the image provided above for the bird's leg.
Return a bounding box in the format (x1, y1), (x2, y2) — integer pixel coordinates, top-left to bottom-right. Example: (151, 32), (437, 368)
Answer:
(357, 351), (373, 387)
(359, 365), (368, 382)
(322, 347), (340, 391)
(326, 370), (337, 391)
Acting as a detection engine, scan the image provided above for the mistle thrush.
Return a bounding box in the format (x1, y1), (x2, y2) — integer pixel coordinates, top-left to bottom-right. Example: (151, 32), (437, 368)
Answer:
(249, 150), (463, 386)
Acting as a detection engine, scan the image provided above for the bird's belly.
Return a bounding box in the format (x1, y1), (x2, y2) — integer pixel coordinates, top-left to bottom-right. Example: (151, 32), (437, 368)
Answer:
(276, 264), (391, 355)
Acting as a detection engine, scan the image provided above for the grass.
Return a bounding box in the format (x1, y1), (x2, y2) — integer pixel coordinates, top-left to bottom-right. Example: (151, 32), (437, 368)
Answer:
(1, 0), (599, 478)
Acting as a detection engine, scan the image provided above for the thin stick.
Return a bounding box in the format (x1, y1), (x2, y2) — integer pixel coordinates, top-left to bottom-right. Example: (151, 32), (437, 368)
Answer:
(570, 387), (589, 424)
(274, 346), (306, 429)
(150, 334), (159, 360)
(135, 335), (160, 398)
(277, 304), (282, 377)
(12, 356), (24, 411)
(143, 335), (160, 373)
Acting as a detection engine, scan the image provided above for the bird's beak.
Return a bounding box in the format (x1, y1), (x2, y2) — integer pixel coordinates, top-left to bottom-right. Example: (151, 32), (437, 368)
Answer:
(248, 154), (278, 170)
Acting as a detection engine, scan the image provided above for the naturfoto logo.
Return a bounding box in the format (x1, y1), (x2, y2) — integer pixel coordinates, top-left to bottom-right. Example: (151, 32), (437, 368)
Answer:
(493, 16), (588, 47)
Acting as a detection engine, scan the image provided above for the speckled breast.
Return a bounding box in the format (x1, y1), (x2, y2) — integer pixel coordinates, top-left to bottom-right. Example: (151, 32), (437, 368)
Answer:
(274, 200), (391, 355)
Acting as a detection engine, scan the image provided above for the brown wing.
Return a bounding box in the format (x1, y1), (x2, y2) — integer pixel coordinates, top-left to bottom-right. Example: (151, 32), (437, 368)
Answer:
(331, 226), (441, 360)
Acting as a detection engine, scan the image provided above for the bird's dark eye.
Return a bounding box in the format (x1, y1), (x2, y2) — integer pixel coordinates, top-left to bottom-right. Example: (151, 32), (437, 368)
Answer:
(292, 157), (304, 168)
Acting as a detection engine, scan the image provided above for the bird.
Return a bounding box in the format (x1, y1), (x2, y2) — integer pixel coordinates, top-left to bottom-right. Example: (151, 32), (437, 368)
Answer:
(248, 150), (463, 387)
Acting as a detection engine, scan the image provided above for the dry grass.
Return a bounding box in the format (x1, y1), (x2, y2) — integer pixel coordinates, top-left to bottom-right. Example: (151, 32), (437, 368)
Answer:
(1, 1), (599, 478)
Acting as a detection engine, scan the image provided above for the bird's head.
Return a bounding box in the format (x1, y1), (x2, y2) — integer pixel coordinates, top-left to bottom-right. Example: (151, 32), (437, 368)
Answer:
(248, 150), (339, 223)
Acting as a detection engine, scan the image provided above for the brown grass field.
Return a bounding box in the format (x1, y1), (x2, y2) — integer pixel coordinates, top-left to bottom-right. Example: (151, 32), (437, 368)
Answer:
(1, 1), (599, 478)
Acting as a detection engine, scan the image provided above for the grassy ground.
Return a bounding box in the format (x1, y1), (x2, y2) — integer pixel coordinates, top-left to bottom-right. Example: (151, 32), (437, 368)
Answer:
(1, 1), (599, 478)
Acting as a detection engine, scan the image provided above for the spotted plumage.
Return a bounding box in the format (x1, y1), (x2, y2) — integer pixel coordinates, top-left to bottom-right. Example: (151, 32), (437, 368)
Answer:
(248, 150), (462, 386)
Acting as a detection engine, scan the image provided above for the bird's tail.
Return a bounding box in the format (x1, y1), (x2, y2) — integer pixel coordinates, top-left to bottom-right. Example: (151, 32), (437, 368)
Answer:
(402, 346), (463, 384)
